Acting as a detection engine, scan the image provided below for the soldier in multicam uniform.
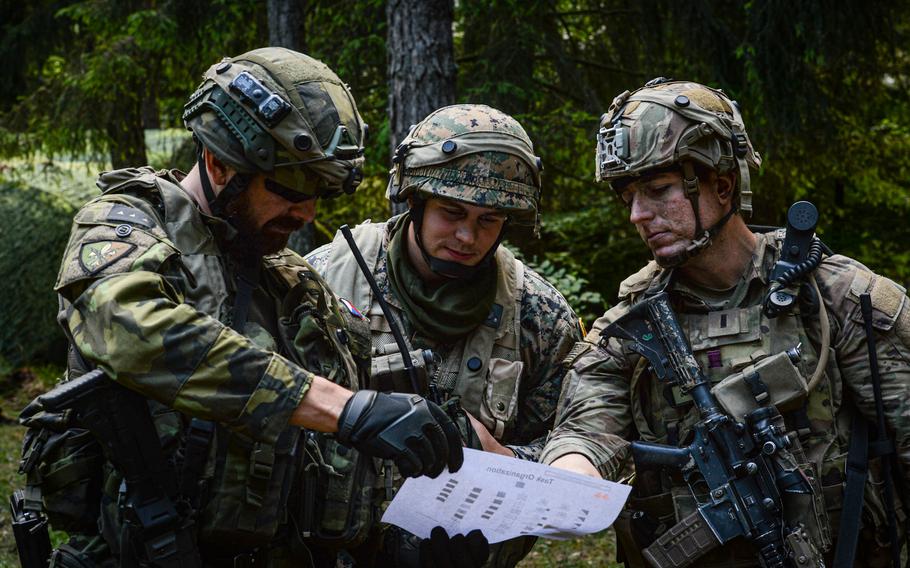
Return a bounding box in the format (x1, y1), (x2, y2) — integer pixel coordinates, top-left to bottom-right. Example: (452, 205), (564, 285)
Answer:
(305, 104), (582, 567)
(540, 79), (910, 567)
(21, 47), (465, 567)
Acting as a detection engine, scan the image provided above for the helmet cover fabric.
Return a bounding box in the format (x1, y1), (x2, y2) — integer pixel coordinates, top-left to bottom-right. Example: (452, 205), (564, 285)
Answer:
(387, 104), (542, 227)
(183, 47), (366, 197)
(595, 80), (762, 213)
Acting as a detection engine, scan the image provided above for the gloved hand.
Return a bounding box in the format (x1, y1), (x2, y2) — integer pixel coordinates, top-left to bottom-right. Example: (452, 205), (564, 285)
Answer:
(419, 526), (490, 568)
(336, 390), (464, 478)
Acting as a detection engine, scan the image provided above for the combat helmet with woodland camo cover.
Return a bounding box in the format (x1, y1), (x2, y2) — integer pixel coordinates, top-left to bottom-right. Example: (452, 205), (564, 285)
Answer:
(183, 47), (367, 215)
(387, 104), (543, 278)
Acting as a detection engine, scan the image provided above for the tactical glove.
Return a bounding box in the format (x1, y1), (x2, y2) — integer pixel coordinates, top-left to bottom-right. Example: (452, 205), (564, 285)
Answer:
(419, 526), (490, 568)
(336, 390), (464, 478)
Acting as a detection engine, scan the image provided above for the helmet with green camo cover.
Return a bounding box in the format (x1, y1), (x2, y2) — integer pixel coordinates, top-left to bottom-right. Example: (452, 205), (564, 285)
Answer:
(387, 104), (542, 229)
(595, 78), (762, 265)
(183, 47), (367, 216)
(386, 104), (543, 278)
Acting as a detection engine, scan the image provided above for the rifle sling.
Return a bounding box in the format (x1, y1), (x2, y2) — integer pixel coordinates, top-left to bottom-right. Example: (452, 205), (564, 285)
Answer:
(833, 411), (869, 567)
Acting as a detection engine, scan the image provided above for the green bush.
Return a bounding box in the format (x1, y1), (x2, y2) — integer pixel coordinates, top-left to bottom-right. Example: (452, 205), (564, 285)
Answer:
(0, 180), (76, 366)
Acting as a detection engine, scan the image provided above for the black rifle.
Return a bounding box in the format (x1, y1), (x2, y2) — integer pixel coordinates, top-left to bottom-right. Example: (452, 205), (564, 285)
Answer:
(603, 292), (818, 568)
(9, 488), (52, 568)
(33, 369), (201, 568)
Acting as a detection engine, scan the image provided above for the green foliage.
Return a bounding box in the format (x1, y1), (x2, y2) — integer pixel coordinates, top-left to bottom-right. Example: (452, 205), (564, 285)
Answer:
(1, 0), (910, 347)
(508, 242), (606, 326)
(0, 180), (75, 366)
(305, 0), (394, 241)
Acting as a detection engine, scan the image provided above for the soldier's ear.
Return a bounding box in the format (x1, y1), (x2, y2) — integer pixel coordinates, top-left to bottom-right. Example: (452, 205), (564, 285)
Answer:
(715, 172), (736, 205)
(203, 148), (234, 186)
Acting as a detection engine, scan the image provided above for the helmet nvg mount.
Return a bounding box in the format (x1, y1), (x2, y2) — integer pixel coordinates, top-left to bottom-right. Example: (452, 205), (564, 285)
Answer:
(595, 78), (762, 266)
(183, 47), (367, 215)
(386, 104), (543, 278)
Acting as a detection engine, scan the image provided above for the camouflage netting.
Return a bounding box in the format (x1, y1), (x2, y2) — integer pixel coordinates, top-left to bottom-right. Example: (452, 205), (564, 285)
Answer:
(0, 180), (75, 368)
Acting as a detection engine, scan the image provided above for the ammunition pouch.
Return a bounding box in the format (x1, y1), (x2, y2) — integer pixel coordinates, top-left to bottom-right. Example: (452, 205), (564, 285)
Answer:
(199, 428), (300, 550)
(18, 404), (104, 533)
(294, 431), (378, 550)
(369, 348), (433, 394)
(710, 350), (807, 421)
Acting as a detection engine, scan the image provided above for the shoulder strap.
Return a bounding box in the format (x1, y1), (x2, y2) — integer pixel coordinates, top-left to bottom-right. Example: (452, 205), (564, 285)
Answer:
(452, 247), (524, 438)
(834, 411), (868, 567)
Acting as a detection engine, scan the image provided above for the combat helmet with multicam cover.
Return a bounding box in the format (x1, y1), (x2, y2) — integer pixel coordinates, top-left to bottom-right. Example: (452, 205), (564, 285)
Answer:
(596, 78), (762, 265)
(183, 47), (367, 216)
(387, 104), (542, 278)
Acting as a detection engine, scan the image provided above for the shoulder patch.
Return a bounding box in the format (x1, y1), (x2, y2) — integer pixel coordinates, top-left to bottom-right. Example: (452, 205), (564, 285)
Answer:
(106, 204), (155, 228)
(79, 240), (137, 275)
(563, 340), (594, 368)
(846, 268), (907, 331)
(869, 276), (906, 320)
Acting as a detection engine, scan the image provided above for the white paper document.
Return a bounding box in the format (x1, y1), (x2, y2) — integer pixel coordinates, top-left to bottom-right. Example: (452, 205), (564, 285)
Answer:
(381, 448), (632, 543)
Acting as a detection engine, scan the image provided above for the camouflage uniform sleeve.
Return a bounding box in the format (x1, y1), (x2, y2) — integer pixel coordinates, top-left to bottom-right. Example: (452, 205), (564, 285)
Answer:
(57, 199), (313, 446)
(816, 255), (910, 495)
(538, 301), (637, 481)
(506, 268), (583, 461)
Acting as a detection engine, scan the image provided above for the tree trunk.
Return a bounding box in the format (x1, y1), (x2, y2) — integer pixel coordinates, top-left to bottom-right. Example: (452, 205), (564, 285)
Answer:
(268, 0), (305, 50)
(387, 0), (456, 215)
(108, 93), (147, 169)
(267, 0), (314, 254)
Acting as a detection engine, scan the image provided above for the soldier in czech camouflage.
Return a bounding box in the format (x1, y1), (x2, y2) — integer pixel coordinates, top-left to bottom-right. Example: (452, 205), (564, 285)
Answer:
(17, 47), (464, 567)
(540, 79), (910, 567)
(305, 104), (583, 567)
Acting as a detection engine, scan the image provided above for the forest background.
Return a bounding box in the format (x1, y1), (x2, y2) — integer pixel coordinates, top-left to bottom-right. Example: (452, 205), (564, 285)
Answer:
(0, 0), (909, 566)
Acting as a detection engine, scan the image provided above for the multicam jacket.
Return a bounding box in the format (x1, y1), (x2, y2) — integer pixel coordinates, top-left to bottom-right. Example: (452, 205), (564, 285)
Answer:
(540, 231), (910, 567)
(306, 217), (581, 566)
(49, 166), (368, 562)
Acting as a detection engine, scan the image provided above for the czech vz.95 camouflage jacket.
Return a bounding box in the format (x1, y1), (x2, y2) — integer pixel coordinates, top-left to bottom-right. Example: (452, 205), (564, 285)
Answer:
(39, 166), (369, 563)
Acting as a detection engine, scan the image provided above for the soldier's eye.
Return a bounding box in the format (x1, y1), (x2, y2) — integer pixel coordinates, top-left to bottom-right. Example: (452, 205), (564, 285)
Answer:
(620, 189), (634, 207)
(480, 215), (505, 225)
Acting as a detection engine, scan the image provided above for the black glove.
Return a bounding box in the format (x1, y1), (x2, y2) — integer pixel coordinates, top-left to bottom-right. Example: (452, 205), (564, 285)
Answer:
(419, 526), (490, 568)
(336, 390), (464, 478)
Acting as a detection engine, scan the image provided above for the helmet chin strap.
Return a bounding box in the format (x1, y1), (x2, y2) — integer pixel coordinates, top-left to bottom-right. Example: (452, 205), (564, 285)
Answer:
(408, 197), (506, 280)
(658, 161), (738, 268)
(195, 142), (252, 219)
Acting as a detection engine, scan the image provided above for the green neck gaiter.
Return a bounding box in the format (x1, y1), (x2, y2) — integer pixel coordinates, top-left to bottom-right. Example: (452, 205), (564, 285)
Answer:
(386, 214), (498, 344)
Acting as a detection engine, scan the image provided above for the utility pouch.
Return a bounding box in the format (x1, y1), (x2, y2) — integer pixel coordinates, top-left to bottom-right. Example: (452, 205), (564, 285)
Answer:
(9, 488), (52, 568)
(200, 427), (299, 549)
(18, 406), (104, 533)
(296, 431), (377, 549)
(711, 350), (807, 421)
(369, 348), (433, 394)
